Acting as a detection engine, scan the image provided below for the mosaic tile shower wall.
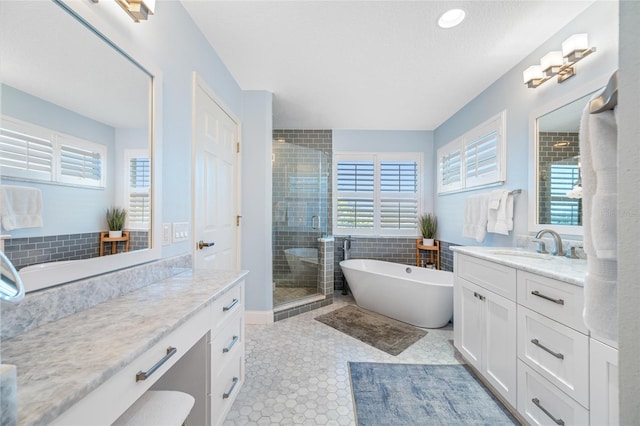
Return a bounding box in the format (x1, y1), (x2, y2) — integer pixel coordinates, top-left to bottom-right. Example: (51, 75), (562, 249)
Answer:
(4, 231), (149, 269)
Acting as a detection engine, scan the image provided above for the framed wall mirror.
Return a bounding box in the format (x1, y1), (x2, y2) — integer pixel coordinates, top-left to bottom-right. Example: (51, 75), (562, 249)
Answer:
(0, 0), (162, 292)
(528, 76), (609, 236)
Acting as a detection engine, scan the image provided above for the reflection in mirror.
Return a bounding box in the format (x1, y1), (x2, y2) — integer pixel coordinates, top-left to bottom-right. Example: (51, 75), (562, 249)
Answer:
(533, 91), (597, 234)
(0, 250), (25, 303)
(0, 0), (152, 274)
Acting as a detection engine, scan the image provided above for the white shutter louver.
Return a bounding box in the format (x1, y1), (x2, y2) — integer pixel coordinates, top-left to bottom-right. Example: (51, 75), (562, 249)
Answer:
(128, 156), (151, 229)
(464, 129), (498, 185)
(380, 161), (418, 230)
(0, 126), (54, 180)
(60, 145), (102, 181)
(336, 160), (374, 229)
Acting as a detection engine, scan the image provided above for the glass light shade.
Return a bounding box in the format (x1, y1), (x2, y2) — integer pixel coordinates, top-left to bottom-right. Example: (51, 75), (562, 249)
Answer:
(540, 51), (564, 72)
(562, 34), (588, 57)
(523, 65), (543, 84)
(438, 9), (466, 29)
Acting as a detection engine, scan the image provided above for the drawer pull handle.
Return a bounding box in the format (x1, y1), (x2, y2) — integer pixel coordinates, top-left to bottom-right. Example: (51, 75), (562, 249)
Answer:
(531, 290), (564, 305)
(223, 376), (239, 399)
(136, 346), (177, 382)
(532, 397), (565, 425)
(223, 298), (239, 312)
(531, 338), (564, 359)
(223, 335), (239, 353)
(473, 292), (485, 301)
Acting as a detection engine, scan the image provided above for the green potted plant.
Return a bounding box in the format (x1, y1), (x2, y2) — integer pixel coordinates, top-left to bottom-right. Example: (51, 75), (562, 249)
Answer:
(419, 213), (437, 246)
(106, 207), (127, 238)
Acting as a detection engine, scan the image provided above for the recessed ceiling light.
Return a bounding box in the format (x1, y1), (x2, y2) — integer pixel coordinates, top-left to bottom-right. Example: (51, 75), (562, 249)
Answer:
(438, 8), (466, 29)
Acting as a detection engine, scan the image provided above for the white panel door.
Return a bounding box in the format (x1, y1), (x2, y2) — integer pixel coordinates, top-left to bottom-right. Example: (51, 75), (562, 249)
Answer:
(456, 277), (484, 371)
(193, 79), (239, 270)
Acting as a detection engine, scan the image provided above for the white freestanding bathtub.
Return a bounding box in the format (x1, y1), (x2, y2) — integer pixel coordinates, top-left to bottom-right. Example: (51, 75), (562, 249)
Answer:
(340, 259), (453, 328)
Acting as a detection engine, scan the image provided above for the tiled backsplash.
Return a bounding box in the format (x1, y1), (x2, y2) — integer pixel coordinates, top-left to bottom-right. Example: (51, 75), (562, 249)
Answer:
(4, 231), (149, 270)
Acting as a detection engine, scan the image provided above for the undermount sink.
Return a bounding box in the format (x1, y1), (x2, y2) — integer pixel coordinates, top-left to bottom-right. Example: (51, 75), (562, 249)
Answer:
(488, 249), (553, 260)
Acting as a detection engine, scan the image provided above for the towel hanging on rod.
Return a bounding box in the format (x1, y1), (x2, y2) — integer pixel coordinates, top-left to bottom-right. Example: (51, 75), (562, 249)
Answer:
(589, 71), (618, 114)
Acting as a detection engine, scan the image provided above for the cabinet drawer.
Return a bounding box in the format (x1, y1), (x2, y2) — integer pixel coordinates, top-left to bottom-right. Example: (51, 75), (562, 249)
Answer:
(517, 306), (589, 407)
(211, 282), (244, 332)
(211, 352), (244, 426)
(517, 271), (587, 333)
(456, 254), (516, 301)
(517, 361), (589, 426)
(52, 306), (210, 426)
(211, 313), (244, 373)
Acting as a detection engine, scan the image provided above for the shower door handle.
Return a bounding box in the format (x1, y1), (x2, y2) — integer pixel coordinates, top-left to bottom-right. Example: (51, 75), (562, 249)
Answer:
(311, 215), (320, 230)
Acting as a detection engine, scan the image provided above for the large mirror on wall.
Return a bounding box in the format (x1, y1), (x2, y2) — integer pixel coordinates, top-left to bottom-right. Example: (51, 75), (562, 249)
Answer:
(0, 0), (159, 292)
(528, 76), (609, 236)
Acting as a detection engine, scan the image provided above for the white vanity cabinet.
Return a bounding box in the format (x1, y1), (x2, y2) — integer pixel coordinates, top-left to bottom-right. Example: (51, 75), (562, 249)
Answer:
(454, 248), (620, 426)
(516, 271), (590, 424)
(454, 254), (517, 407)
(5, 273), (250, 426)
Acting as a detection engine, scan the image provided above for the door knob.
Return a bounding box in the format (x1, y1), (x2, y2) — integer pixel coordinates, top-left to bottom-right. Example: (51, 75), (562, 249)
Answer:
(197, 240), (215, 250)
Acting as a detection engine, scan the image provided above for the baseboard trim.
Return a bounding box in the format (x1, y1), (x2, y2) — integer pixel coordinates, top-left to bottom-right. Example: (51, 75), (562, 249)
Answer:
(245, 310), (274, 325)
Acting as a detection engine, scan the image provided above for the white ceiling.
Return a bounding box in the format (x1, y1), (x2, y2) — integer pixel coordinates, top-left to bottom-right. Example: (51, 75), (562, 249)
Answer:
(182, 0), (595, 131)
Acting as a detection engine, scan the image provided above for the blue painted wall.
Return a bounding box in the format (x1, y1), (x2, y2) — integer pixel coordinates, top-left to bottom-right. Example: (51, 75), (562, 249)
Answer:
(433, 1), (618, 246)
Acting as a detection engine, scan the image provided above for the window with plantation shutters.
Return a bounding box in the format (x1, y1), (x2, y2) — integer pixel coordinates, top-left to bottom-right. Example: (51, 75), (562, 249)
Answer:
(437, 111), (506, 194)
(334, 153), (422, 236)
(125, 150), (151, 230)
(0, 117), (54, 181)
(58, 136), (105, 187)
(550, 163), (581, 225)
(0, 115), (106, 188)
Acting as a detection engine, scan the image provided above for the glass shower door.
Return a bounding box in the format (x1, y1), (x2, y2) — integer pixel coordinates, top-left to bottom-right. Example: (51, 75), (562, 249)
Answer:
(272, 141), (328, 306)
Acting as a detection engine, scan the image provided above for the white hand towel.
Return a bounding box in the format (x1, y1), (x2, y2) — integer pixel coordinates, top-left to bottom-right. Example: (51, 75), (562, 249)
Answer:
(580, 101), (618, 342)
(486, 190), (512, 235)
(0, 185), (43, 231)
(583, 258), (618, 342)
(463, 194), (488, 243)
(589, 109), (617, 259)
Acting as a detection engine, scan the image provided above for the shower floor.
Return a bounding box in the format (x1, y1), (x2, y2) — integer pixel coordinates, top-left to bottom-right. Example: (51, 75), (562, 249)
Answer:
(273, 286), (319, 306)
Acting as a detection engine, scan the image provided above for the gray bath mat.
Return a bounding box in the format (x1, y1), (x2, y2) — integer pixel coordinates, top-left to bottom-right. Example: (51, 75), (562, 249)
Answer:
(314, 305), (427, 355)
(349, 362), (518, 425)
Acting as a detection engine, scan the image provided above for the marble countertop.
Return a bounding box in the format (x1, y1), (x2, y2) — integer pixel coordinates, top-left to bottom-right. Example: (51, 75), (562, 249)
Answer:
(451, 246), (587, 286)
(1, 269), (248, 426)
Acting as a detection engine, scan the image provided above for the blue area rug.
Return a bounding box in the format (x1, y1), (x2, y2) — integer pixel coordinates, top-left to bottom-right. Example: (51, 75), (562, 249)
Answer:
(349, 362), (518, 425)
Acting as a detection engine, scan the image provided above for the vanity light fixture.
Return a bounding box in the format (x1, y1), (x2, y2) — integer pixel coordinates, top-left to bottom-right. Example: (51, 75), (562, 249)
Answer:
(116, 0), (155, 22)
(523, 33), (595, 89)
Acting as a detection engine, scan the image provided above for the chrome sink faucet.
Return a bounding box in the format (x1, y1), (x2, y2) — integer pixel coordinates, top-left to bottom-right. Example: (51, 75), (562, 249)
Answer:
(533, 229), (565, 256)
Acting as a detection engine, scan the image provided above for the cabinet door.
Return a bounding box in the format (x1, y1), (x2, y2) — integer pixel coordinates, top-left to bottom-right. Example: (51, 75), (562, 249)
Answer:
(456, 277), (484, 371)
(484, 290), (517, 407)
(591, 339), (619, 426)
